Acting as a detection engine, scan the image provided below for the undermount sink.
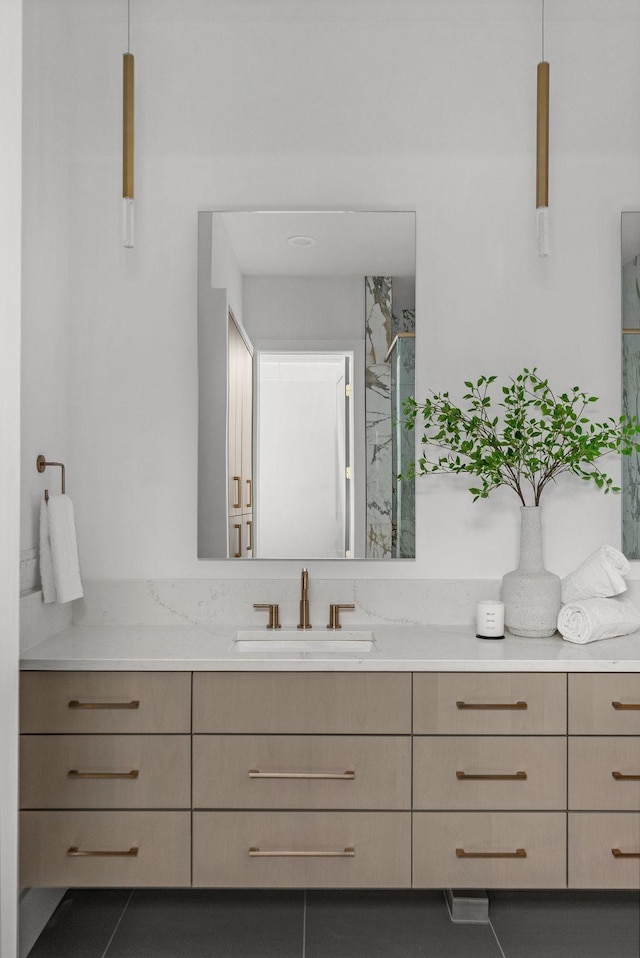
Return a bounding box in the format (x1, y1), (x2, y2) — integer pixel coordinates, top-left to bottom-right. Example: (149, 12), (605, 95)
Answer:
(233, 630), (376, 654)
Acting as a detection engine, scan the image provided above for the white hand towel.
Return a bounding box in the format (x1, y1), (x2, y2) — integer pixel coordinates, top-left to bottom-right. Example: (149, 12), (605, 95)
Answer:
(557, 596), (640, 644)
(39, 495), (84, 604)
(561, 545), (630, 604)
(39, 498), (56, 603)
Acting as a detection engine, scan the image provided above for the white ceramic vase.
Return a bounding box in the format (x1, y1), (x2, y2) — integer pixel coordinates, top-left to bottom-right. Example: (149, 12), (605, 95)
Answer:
(501, 506), (561, 637)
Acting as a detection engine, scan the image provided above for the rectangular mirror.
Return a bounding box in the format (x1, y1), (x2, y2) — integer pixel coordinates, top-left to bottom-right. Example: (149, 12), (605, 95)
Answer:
(197, 210), (416, 560)
(622, 211), (640, 558)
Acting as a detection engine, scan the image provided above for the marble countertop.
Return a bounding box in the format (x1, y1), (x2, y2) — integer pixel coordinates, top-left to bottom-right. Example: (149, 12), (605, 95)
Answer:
(18, 624), (640, 671)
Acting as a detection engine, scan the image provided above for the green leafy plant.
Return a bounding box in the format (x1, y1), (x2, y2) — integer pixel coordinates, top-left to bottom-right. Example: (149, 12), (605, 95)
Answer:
(402, 367), (640, 506)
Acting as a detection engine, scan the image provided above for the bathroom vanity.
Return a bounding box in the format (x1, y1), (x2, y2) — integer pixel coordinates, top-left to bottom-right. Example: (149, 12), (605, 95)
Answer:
(18, 625), (640, 891)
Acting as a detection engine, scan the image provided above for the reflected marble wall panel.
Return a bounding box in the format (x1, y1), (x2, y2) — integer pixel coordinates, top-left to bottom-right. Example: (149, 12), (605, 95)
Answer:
(622, 333), (640, 559)
(365, 278), (393, 558)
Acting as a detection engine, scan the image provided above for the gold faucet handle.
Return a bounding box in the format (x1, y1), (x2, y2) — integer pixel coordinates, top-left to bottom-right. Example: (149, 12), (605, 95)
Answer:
(327, 604), (355, 630)
(253, 603), (281, 630)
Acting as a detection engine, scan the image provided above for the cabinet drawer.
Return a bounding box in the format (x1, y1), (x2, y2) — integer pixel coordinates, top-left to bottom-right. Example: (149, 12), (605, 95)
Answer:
(569, 813), (640, 888)
(20, 811), (191, 887)
(20, 672), (191, 734)
(193, 735), (411, 810)
(413, 674), (566, 735)
(193, 811), (411, 887)
(193, 673), (411, 734)
(413, 812), (566, 888)
(569, 738), (640, 810)
(569, 675), (640, 734)
(20, 736), (191, 809)
(413, 737), (566, 810)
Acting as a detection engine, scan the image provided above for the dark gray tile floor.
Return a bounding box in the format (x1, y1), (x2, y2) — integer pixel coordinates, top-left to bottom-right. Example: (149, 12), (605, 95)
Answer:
(26, 888), (640, 958)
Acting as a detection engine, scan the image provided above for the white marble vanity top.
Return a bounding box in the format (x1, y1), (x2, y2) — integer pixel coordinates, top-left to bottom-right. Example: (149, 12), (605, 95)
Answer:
(19, 624), (640, 672)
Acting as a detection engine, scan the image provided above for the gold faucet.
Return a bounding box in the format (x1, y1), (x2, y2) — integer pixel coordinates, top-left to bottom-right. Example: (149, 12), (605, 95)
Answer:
(297, 567), (311, 629)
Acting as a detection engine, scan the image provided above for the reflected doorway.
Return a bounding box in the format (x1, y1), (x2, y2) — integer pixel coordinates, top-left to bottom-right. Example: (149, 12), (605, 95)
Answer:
(255, 352), (354, 558)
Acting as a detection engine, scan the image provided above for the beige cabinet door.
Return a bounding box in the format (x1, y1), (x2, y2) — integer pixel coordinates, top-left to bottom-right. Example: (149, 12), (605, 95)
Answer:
(193, 735), (411, 810)
(21, 811), (191, 887)
(413, 673), (566, 735)
(193, 811), (411, 888)
(20, 672), (191, 734)
(413, 812), (566, 889)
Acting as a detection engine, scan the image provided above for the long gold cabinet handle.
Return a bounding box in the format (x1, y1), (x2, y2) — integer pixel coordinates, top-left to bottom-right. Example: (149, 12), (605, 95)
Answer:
(246, 478), (253, 509)
(612, 848), (640, 859)
(456, 770), (527, 781)
(612, 771), (640, 781)
(232, 476), (242, 509)
(68, 769), (140, 780)
(249, 769), (355, 780)
(456, 847), (527, 859)
(456, 701), (528, 711)
(68, 700), (140, 710)
(233, 523), (242, 558)
(67, 846), (138, 858)
(249, 846), (355, 858)
(612, 701), (640, 710)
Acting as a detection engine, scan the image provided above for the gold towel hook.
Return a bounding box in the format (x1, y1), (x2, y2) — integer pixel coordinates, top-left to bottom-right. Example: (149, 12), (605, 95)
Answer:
(37, 454), (66, 502)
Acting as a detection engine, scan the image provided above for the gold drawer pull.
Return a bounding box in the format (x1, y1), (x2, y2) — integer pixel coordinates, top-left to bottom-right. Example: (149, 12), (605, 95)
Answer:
(612, 771), (640, 781)
(249, 846), (355, 858)
(67, 846), (138, 858)
(68, 769), (140, 780)
(612, 848), (640, 859)
(456, 770), (527, 781)
(612, 701), (640, 710)
(456, 847), (527, 859)
(248, 769), (355, 781)
(456, 701), (528, 710)
(68, 700), (140, 710)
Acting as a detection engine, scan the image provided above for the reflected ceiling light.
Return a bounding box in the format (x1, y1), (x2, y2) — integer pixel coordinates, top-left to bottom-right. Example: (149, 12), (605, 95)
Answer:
(536, 0), (550, 257)
(122, 0), (134, 248)
(287, 235), (316, 247)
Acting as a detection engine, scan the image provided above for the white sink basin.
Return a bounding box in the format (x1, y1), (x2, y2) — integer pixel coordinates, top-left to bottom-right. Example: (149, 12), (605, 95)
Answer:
(234, 630), (376, 654)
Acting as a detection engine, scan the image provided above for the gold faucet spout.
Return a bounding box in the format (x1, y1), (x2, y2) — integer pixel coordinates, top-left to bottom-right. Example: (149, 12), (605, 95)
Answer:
(298, 567), (311, 629)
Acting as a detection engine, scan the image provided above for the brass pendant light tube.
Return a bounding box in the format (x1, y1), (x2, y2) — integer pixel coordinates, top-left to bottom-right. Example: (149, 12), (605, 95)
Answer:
(536, 61), (549, 208)
(536, 60), (549, 256)
(122, 52), (135, 247)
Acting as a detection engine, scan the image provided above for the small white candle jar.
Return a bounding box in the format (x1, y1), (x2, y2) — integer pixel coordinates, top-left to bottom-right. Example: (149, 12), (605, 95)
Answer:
(476, 600), (505, 639)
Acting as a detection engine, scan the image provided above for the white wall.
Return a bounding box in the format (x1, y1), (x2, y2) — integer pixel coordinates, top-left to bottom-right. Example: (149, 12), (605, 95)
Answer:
(1, 0), (22, 952)
(21, 0), (640, 583)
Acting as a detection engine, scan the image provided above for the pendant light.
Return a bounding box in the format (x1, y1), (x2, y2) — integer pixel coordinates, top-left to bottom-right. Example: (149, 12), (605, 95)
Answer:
(122, 0), (134, 248)
(536, 0), (549, 257)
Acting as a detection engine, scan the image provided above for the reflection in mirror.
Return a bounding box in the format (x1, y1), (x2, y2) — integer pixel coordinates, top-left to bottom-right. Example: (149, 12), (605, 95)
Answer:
(622, 212), (640, 558)
(197, 211), (416, 560)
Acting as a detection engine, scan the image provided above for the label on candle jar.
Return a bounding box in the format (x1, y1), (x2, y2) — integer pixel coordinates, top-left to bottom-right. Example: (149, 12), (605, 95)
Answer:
(476, 600), (505, 639)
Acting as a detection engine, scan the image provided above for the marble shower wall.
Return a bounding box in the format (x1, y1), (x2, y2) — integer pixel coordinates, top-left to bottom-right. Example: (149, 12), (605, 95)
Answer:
(364, 279), (415, 558)
(622, 255), (640, 559)
(365, 277), (394, 557)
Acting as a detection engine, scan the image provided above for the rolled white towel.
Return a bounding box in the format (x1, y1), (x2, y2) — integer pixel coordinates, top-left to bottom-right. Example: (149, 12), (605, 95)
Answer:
(39, 494), (84, 604)
(561, 545), (630, 604)
(557, 596), (640, 644)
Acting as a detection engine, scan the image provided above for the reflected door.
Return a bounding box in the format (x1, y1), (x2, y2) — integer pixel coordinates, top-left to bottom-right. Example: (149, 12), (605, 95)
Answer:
(256, 353), (354, 559)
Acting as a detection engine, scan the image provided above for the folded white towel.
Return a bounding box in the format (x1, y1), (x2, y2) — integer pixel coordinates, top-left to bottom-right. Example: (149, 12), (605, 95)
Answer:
(561, 545), (630, 604)
(39, 495), (84, 604)
(557, 596), (640, 644)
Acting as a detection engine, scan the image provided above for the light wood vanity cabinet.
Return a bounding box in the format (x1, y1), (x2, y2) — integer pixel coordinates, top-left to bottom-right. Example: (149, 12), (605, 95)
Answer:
(567, 674), (640, 889)
(192, 672), (413, 888)
(412, 672), (568, 889)
(19, 668), (640, 890)
(20, 672), (192, 887)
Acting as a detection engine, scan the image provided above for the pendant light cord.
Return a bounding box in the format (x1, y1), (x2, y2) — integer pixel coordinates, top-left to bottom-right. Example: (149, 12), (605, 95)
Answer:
(541, 0), (545, 61)
(127, 0), (130, 53)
